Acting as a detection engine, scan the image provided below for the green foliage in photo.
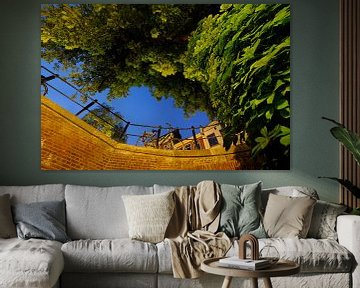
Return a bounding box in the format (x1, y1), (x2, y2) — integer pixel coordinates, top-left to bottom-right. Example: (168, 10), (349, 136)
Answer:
(183, 4), (290, 169)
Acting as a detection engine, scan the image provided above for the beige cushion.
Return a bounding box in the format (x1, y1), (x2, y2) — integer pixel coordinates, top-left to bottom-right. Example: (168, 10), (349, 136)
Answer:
(261, 186), (319, 213)
(0, 194), (16, 238)
(122, 191), (175, 243)
(263, 193), (316, 238)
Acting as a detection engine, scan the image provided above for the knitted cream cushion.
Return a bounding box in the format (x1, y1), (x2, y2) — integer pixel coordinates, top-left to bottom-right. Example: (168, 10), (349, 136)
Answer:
(122, 191), (175, 243)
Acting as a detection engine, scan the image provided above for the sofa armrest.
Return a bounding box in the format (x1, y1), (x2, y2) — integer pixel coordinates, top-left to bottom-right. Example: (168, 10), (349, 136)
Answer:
(337, 215), (360, 288)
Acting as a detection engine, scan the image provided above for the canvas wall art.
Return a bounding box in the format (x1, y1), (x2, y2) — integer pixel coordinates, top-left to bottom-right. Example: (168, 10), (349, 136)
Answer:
(41, 4), (290, 170)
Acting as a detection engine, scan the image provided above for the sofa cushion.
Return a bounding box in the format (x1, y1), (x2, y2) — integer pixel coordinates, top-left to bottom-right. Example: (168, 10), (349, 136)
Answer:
(261, 186), (319, 212)
(307, 200), (347, 240)
(231, 238), (353, 273)
(156, 240), (173, 274)
(260, 238), (354, 273)
(218, 182), (266, 238)
(158, 237), (353, 274)
(263, 193), (316, 238)
(65, 185), (153, 239)
(12, 200), (70, 243)
(0, 194), (16, 238)
(0, 184), (65, 204)
(61, 239), (158, 273)
(122, 191), (175, 243)
(0, 238), (64, 288)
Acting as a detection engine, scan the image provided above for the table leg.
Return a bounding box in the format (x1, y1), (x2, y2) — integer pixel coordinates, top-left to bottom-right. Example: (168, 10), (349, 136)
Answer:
(251, 278), (258, 288)
(263, 277), (273, 288)
(221, 276), (233, 288)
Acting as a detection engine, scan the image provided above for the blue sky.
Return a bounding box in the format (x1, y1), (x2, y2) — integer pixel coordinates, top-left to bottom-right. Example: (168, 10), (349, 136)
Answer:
(41, 62), (210, 145)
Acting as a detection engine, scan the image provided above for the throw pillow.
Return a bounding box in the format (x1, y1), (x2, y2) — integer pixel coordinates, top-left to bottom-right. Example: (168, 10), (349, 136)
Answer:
(218, 182), (266, 238)
(307, 200), (347, 240)
(122, 191), (175, 243)
(263, 193), (316, 238)
(0, 194), (17, 238)
(12, 200), (70, 243)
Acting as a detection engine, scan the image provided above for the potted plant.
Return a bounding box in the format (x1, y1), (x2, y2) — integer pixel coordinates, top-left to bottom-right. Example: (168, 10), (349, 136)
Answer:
(320, 117), (360, 215)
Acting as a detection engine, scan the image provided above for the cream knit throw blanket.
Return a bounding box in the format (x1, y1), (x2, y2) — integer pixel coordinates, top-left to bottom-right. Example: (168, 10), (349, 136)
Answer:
(165, 181), (231, 279)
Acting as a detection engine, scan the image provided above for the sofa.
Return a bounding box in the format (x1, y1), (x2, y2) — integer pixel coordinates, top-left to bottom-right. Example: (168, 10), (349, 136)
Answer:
(0, 183), (359, 288)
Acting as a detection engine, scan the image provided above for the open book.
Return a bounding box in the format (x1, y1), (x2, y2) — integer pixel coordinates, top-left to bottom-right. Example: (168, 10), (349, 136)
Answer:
(218, 257), (271, 270)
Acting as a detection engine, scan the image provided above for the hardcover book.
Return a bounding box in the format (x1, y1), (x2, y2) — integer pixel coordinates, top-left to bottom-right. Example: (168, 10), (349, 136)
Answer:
(218, 257), (271, 270)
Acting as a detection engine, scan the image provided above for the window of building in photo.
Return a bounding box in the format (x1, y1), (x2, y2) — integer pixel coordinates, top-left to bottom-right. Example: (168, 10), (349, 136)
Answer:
(207, 133), (219, 147)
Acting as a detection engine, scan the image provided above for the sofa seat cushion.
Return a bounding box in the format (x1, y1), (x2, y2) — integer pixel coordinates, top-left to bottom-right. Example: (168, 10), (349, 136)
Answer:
(0, 238), (64, 288)
(157, 238), (354, 274)
(62, 239), (158, 273)
(229, 238), (354, 273)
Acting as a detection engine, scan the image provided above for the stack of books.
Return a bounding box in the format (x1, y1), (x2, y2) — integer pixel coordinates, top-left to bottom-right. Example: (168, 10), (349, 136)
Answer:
(218, 257), (271, 270)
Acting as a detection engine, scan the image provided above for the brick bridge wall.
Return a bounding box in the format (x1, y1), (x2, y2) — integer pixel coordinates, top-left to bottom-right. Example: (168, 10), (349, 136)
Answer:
(41, 97), (253, 170)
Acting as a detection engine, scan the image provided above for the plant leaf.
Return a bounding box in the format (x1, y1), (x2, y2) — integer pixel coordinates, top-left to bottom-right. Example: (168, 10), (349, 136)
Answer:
(280, 134), (290, 146)
(330, 126), (360, 165)
(322, 117), (360, 165)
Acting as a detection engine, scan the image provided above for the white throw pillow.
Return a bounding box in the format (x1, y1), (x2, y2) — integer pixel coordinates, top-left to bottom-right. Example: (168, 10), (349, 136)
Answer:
(122, 191), (175, 243)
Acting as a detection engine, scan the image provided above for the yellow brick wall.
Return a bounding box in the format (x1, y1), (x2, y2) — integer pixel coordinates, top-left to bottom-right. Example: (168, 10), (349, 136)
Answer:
(41, 97), (253, 170)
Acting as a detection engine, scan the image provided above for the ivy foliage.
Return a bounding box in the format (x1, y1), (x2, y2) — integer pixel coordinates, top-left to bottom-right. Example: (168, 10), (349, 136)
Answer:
(183, 4), (290, 169)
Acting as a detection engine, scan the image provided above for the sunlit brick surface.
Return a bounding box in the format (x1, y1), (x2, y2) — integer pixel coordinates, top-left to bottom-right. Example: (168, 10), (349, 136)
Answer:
(41, 97), (253, 170)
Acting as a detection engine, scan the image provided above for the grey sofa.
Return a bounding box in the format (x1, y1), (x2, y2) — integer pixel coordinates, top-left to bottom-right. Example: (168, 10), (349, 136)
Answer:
(0, 184), (359, 288)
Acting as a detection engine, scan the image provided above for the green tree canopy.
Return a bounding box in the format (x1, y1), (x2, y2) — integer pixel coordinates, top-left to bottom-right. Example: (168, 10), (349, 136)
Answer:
(41, 4), (219, 115)
(182, 4), (290, 169)
(82, 104), (128, 143)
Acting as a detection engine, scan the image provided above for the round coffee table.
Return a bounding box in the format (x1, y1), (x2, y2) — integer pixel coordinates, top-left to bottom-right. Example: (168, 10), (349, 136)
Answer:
(201, 257), (300, 288)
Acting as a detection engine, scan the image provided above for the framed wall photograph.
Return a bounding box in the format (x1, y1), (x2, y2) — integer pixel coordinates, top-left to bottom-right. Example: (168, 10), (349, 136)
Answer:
(41, 4), (290, 170)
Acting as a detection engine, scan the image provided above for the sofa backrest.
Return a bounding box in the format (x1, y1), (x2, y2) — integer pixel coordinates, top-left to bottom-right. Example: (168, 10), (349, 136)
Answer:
(0, 184), (65, 204)
(65, 184), (154, 239)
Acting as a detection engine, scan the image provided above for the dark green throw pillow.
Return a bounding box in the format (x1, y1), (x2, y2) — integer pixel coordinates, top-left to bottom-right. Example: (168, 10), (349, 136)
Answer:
(218, 182), (266, 238)
(12, 200), (70, 243)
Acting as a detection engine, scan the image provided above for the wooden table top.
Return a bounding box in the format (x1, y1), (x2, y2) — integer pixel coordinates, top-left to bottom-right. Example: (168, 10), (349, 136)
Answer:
(201, 257), (300, 278)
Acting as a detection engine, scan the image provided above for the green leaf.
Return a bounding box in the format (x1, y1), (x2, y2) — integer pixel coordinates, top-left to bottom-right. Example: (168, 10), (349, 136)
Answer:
(267, 92), (275, 104)
(265, 108), (273, 120)
(274, 79), (285, 91)
(252, 136), (269, 155)
(279, 125), (290, 135)
(280, 134), (290, 146)
(260, 126), (268, 137)
(275, 99), (289, 110)
(323, 117), (360, 165)
(330, 126), (360, 165)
